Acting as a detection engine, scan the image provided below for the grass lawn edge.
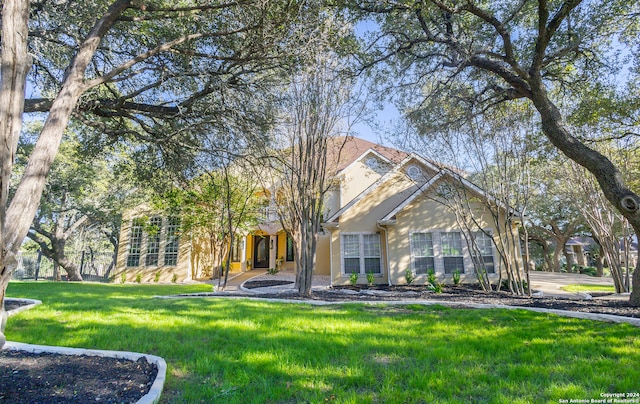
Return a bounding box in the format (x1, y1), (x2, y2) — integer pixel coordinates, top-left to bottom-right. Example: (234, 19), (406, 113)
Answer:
(157, 294), (640, 327)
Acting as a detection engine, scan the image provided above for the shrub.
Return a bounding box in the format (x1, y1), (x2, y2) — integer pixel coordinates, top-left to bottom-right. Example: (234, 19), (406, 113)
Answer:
(427, 269), (437, 286)
(366, 272), (375, 286)
(267, 267), (279, 275)
(120, 272), (127, 284)
(427, 269), (442, 293)
(405, 269), (414, 285)
(452, 270), (461, 285)
(579, 266), (597, 277)
(431, 282), (443, 293)
(154, 272), (161, 283)
(499, 279), (529, 293)
(171, 273), (178, 283)
(135, 273), (142, 284)
(349, 272), (358, 286)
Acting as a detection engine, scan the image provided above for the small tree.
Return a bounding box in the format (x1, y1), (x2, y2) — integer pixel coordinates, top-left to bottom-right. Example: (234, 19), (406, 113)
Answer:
(269, 63), (353, 296)
(405, 104), (534, 295)
(157, 162), (260, 288)
(563, 158), (632, 292)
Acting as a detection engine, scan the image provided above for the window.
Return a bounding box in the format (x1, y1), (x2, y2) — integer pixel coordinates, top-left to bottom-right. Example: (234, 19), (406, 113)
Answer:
(441, 232), (464, 274)
(126, 219), (144, 267)
(286, 235), (294, 262)
(474, 232), (495, 273)
(163, 217), (180, 266)
(406, 165), (422, 180)
(231, 237), (243, 263)
(145, 217), (162, 266)
(341, 234), (381, 274)
(363, 234), (381, 274)
(366, 157), (379, 170)
(410, 233), (435, 274)
(342, 234), (361, 274)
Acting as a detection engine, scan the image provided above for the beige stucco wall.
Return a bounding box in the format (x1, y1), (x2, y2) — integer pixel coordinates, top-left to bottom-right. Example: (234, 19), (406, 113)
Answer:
(329, 170), (424, 285)
(339, 159), (383, 209)
(315, 233), (331, 275)
(115, 207), (192, 283)
(385, 186), (506, 285)
(328, 162), (522, 287)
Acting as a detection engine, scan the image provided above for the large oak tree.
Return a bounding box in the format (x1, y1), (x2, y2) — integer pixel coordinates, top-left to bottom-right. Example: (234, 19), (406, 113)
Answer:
(348, 0), (640, 305)
(0, 0), (300, 347)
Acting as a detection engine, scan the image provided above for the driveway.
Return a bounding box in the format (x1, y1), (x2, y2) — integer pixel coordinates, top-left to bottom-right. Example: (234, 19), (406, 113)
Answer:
(527, 271), (620, 299)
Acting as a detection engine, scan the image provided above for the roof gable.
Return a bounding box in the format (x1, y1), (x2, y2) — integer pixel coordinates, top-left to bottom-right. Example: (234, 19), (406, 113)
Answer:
(327, 137), (409, 174)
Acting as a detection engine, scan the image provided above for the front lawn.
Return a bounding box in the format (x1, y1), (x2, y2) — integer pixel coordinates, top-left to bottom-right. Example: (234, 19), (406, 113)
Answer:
(6, 282), (640, 403)
(561, 284), (617, 293)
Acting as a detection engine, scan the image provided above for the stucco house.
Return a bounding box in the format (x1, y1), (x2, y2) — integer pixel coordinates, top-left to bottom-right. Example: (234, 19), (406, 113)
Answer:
(115, 137), (522, 285)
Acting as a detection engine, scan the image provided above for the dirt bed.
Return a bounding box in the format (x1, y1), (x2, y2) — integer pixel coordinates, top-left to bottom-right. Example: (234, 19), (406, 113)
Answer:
(0, 350), (157, 404)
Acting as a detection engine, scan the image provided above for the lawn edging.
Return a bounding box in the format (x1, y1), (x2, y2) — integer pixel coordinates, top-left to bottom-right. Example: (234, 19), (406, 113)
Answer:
(3, 341), (167, 404)
(5, 298), (41, 317)
(4, 297), (167, 404)
(157, 294), (640, 328)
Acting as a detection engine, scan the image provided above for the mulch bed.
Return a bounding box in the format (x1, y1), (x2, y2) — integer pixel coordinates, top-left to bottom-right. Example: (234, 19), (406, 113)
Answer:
(0, 350), (157, 404)
(243, 279), (294, 289)
(2, 285), (638, 403)
(209, 282), (640, 319)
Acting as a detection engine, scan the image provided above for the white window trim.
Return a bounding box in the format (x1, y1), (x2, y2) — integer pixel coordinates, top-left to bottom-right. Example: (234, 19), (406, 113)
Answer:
(441, 231), (465, 274)
(126, 218), (144, 267)
(408, 229), (482, 276)
(126, 217), (180, 268)
(340, 232), (382, 275)
(473, 230), (497, 274)
(409, 232), (435, 274)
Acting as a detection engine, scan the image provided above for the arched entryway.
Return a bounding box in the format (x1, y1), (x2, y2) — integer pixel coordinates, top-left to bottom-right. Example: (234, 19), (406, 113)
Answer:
(253, 235), (270, 268)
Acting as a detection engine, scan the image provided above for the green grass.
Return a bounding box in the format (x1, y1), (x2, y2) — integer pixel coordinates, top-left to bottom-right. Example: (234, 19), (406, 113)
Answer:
(561, 284), (617, 293)
(6, 281), (640, 403)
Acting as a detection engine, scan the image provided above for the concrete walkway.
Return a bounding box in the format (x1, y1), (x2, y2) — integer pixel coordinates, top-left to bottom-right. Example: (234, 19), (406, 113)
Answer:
(204, 269), (268, 292)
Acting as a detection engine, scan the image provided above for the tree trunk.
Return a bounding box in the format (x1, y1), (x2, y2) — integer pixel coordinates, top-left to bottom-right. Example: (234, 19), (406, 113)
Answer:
(630, 260), (640, 307)
(552, 245), (562, 272)
(563, 248), (575, 273)
(0, 0), (31, 350)
(595, 247), (604, 277)
(294, 218), (316, 297)
(53, 262), (61, 282)
(54, 239), (83, 281)
(56, 255), (83, 281)
(528, 80), (640, 305)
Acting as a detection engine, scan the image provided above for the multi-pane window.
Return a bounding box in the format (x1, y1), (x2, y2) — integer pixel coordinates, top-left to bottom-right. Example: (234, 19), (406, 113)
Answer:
(474, 232), (495, 273)
(441, 232), (464, 274)
(126, 219), (144, 267)
(145, 217), (162, 266)
(286, 235), (294, 262)
(163, 217), (180, 266)
(410, 233), (435, 274)
(342, 234), (381, 274)
(231, 237), (243, 263)
(342, 234), (361, 274)
(363, 234), (382, 274)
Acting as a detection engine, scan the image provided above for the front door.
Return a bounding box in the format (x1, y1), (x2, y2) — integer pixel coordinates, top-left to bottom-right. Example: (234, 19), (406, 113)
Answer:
(253, 235), (270, 268)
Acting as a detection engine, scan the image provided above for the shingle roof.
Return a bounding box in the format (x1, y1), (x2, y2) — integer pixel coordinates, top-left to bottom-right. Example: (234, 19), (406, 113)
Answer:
(327, 136), (410, 173)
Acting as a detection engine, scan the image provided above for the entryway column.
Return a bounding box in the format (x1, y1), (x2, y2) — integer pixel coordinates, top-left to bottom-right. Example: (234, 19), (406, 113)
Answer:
(269, 235), (277, 270)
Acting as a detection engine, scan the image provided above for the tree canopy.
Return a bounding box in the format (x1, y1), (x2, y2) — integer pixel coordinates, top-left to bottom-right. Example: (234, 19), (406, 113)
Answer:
(348, 0), (640, 304)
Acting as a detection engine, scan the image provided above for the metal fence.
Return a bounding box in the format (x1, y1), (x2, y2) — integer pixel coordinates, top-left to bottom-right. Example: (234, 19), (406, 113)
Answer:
(12, 250), (116, 282)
